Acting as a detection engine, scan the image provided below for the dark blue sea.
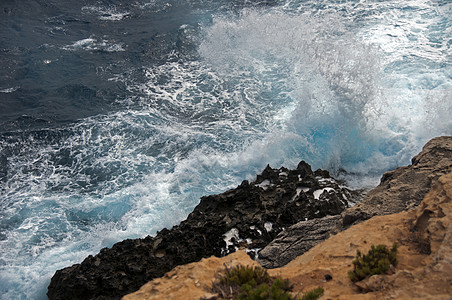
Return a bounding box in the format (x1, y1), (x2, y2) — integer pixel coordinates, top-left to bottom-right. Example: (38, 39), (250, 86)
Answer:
(0, 0), (451, 298)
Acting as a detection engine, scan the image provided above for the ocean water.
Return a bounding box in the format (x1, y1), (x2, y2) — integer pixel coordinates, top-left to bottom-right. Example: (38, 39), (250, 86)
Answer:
(0, 0), (450, 298)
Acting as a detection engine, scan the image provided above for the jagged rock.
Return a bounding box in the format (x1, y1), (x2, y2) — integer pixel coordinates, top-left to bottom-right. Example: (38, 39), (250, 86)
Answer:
(257, 136), (452, 269)
(341, 136), (452, 227)
(47, 161), (355, 300)
(257, 215), (340, 268)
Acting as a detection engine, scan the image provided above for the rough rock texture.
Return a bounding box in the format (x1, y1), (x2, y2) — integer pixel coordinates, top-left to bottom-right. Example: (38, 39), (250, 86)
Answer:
(122, 251), (260, 300)
(48, 161), (355, 300)
(124, 172), (452, 300)
(341, 136), (452, 227)
(255, 136), (452, 269)
(257, 215), (341, 268)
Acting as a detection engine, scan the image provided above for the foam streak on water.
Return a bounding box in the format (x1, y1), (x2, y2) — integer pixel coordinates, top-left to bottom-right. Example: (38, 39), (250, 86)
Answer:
(0, 0), (451, 298)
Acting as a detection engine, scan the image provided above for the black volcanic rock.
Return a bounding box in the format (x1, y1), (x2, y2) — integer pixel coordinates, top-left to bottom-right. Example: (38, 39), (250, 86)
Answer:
(47, 161), (357, 300)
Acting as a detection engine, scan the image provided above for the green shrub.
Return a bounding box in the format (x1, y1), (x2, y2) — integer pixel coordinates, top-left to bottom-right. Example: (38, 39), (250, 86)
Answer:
(211, 265), (294, 299)
(219, 265), (271, 288)
(300, 287), (324, 300)
(238, 278), (294, 300)
(348, 243), (398, 282)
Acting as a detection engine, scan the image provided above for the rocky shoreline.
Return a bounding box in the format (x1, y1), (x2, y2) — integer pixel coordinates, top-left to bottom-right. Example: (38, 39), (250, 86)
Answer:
(47, 136), (452, 300)
(258, 136), (452, 269)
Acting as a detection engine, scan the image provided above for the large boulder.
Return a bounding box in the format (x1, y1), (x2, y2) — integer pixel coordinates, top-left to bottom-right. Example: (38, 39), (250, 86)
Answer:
(47, 161), (356, 300)
(257, 215), (340, 268)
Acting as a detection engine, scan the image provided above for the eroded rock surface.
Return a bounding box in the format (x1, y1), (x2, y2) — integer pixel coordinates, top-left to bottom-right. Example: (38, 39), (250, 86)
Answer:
(341, 136), (452, 227)
(254, 136), (452, 269)
(257, 215), (340, 268)
(48, 161), (355, 300)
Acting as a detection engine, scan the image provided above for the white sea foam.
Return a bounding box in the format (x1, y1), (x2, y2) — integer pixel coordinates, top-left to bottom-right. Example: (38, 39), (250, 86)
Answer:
(264, 222), (273, 232)
(81, 5), (130, 21)
(292, 187), (309, 201)
(313, 188), (335, 200)
(0, 86), (19, 93)
(62, 37), (125, 52)
(256, 179), (271, 190)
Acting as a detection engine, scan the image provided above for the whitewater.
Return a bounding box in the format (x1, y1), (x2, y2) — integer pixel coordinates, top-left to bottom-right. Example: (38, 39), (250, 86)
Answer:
(0, 0), (450, 298)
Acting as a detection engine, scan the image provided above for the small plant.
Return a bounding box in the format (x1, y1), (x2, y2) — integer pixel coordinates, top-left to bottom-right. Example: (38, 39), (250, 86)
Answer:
(409, 231), (431, 255)
(301, 287), (324, 300)
(219, 265), (271, 288)
(348, 243), (398, 282)
(239, 278), (294, 300)
(211, 265), (295, 299)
